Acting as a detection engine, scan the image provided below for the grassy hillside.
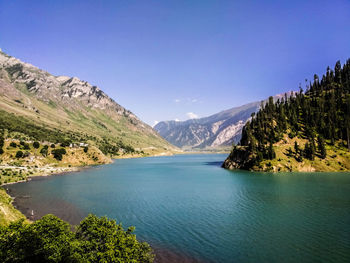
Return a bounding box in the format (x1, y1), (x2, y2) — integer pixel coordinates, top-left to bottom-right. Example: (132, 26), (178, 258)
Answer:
(0, 92), (175, 157)
(0, 188), (26, 225)
(0, 50), (178, 158)
(258, 135), (350, 172)
(0, 138), (111, 185)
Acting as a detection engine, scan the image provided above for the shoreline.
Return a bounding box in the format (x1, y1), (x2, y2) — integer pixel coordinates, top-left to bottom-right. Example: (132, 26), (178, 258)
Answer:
(0, 160), (112, 225)
(2, 155), (209, 263)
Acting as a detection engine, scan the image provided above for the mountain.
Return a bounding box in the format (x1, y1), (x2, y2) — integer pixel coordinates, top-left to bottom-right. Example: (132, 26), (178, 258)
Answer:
(154, 93), (293, 150)
(154, 102), (260, 150)
(0, 51), (176, 157)
(223, 60), (350, 172)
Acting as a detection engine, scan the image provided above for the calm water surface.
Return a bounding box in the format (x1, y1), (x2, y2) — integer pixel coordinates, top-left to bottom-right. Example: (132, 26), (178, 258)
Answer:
(7, 154), (350, 262)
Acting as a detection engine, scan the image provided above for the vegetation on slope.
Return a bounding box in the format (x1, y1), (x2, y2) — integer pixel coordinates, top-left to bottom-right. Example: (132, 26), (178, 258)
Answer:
(0, 50), (176, 158)
(0, 214), (154, 262)
(0, 188), (26, 226)
(0, 133), (111, 185)
(223, 59), (350, 171)
(0, 109), (142, 157)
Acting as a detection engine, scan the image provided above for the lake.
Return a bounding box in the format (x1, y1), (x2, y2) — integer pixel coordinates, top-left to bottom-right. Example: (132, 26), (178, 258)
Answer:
(6, 154), (350, 262)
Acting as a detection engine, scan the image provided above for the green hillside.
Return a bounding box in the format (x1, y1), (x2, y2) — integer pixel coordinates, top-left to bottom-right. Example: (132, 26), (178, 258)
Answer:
(0, 51), (178, 162)
(223, 59), (350, 172)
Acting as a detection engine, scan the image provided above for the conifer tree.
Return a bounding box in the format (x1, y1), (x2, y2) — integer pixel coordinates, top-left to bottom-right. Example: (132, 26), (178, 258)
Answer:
(317, 136), (326, 159)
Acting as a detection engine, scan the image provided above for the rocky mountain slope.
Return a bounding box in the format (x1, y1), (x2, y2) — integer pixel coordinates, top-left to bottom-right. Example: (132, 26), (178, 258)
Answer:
(155, 93), (293, 150)
(154, 102), (260, 149)
(0, 51), (177, 156)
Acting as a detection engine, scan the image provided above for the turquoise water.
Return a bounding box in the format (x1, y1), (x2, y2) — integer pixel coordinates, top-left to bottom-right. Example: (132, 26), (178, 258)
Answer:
(7, 154), (350, 262)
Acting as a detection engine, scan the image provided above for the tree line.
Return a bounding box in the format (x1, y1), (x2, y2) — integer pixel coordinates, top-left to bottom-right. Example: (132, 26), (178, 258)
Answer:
(230, 59), (350, 168)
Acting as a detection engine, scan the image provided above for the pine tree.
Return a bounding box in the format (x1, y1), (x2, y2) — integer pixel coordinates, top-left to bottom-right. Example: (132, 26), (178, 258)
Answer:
(317, 136), (326, 159)
(294, 141), (299, 154)
(346, 95), (350, 151)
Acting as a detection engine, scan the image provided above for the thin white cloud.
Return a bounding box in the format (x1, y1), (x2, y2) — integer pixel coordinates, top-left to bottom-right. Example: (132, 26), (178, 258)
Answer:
(153, 120), (159, 127)
(174, 98), (199, 104)
(186, 112), (199, 119)
(175, 118), (180, 122)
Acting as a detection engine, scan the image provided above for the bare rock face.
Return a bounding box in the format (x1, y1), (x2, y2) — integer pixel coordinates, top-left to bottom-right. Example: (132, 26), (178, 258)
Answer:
(0, 52), (126, 112)
(154, 102), (260, 149)
(0, 51), (154, 136)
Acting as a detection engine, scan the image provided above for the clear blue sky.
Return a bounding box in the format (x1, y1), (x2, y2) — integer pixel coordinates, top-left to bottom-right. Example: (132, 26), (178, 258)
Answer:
(1, 0), (350, 126)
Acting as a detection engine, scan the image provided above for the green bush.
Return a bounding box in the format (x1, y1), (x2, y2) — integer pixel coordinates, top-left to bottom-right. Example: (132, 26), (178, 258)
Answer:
(33, 141), (40, 149)
(51, 148), (67, 161)
(50, 144), (56, 148)
(0, 136), (4, 148)
(15, 151), (23, 158)
(0, 136), (3, 155)
(22, 143), (30, 150)
(40, 145), (49, 157)
(9, 142), (17, 148)
(60, 140), (71, 147)
(0, 214), (154, 263)
(83, 146), (88, 153)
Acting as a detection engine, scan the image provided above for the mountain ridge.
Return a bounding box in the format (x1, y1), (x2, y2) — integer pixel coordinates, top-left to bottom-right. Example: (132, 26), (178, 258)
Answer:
(0, 50), (177, 156)
(155, 93), (293, 150)
(154, 101), (260, 149)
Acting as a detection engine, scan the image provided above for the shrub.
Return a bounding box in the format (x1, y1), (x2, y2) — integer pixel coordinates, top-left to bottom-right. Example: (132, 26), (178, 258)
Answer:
(22, 143), (30, 150)
(0, 214), (154, 263)
(51, 148), (67, 161)
(10, 142), (17, 148)
(15, 151), (23, 158)
(33, 141), (40, 149)
(50, 144), (56, 148)
(83, 146), (88, 153)
(60, 140), (71, 147)
(40, 145), (49, 157)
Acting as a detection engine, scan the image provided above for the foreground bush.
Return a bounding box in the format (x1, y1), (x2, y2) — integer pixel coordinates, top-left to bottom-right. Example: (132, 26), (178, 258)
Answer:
(0, 214), (154, 263)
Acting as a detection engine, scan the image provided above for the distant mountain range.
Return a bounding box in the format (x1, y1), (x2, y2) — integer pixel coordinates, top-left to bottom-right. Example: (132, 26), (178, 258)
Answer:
(154, 93), (292, 150)
(154, 102), (259, 149)
(0, 51), (176, 156)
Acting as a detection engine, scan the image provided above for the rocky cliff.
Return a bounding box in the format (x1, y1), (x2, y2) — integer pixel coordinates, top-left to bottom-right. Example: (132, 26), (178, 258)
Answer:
(154, 102), (260, 149)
